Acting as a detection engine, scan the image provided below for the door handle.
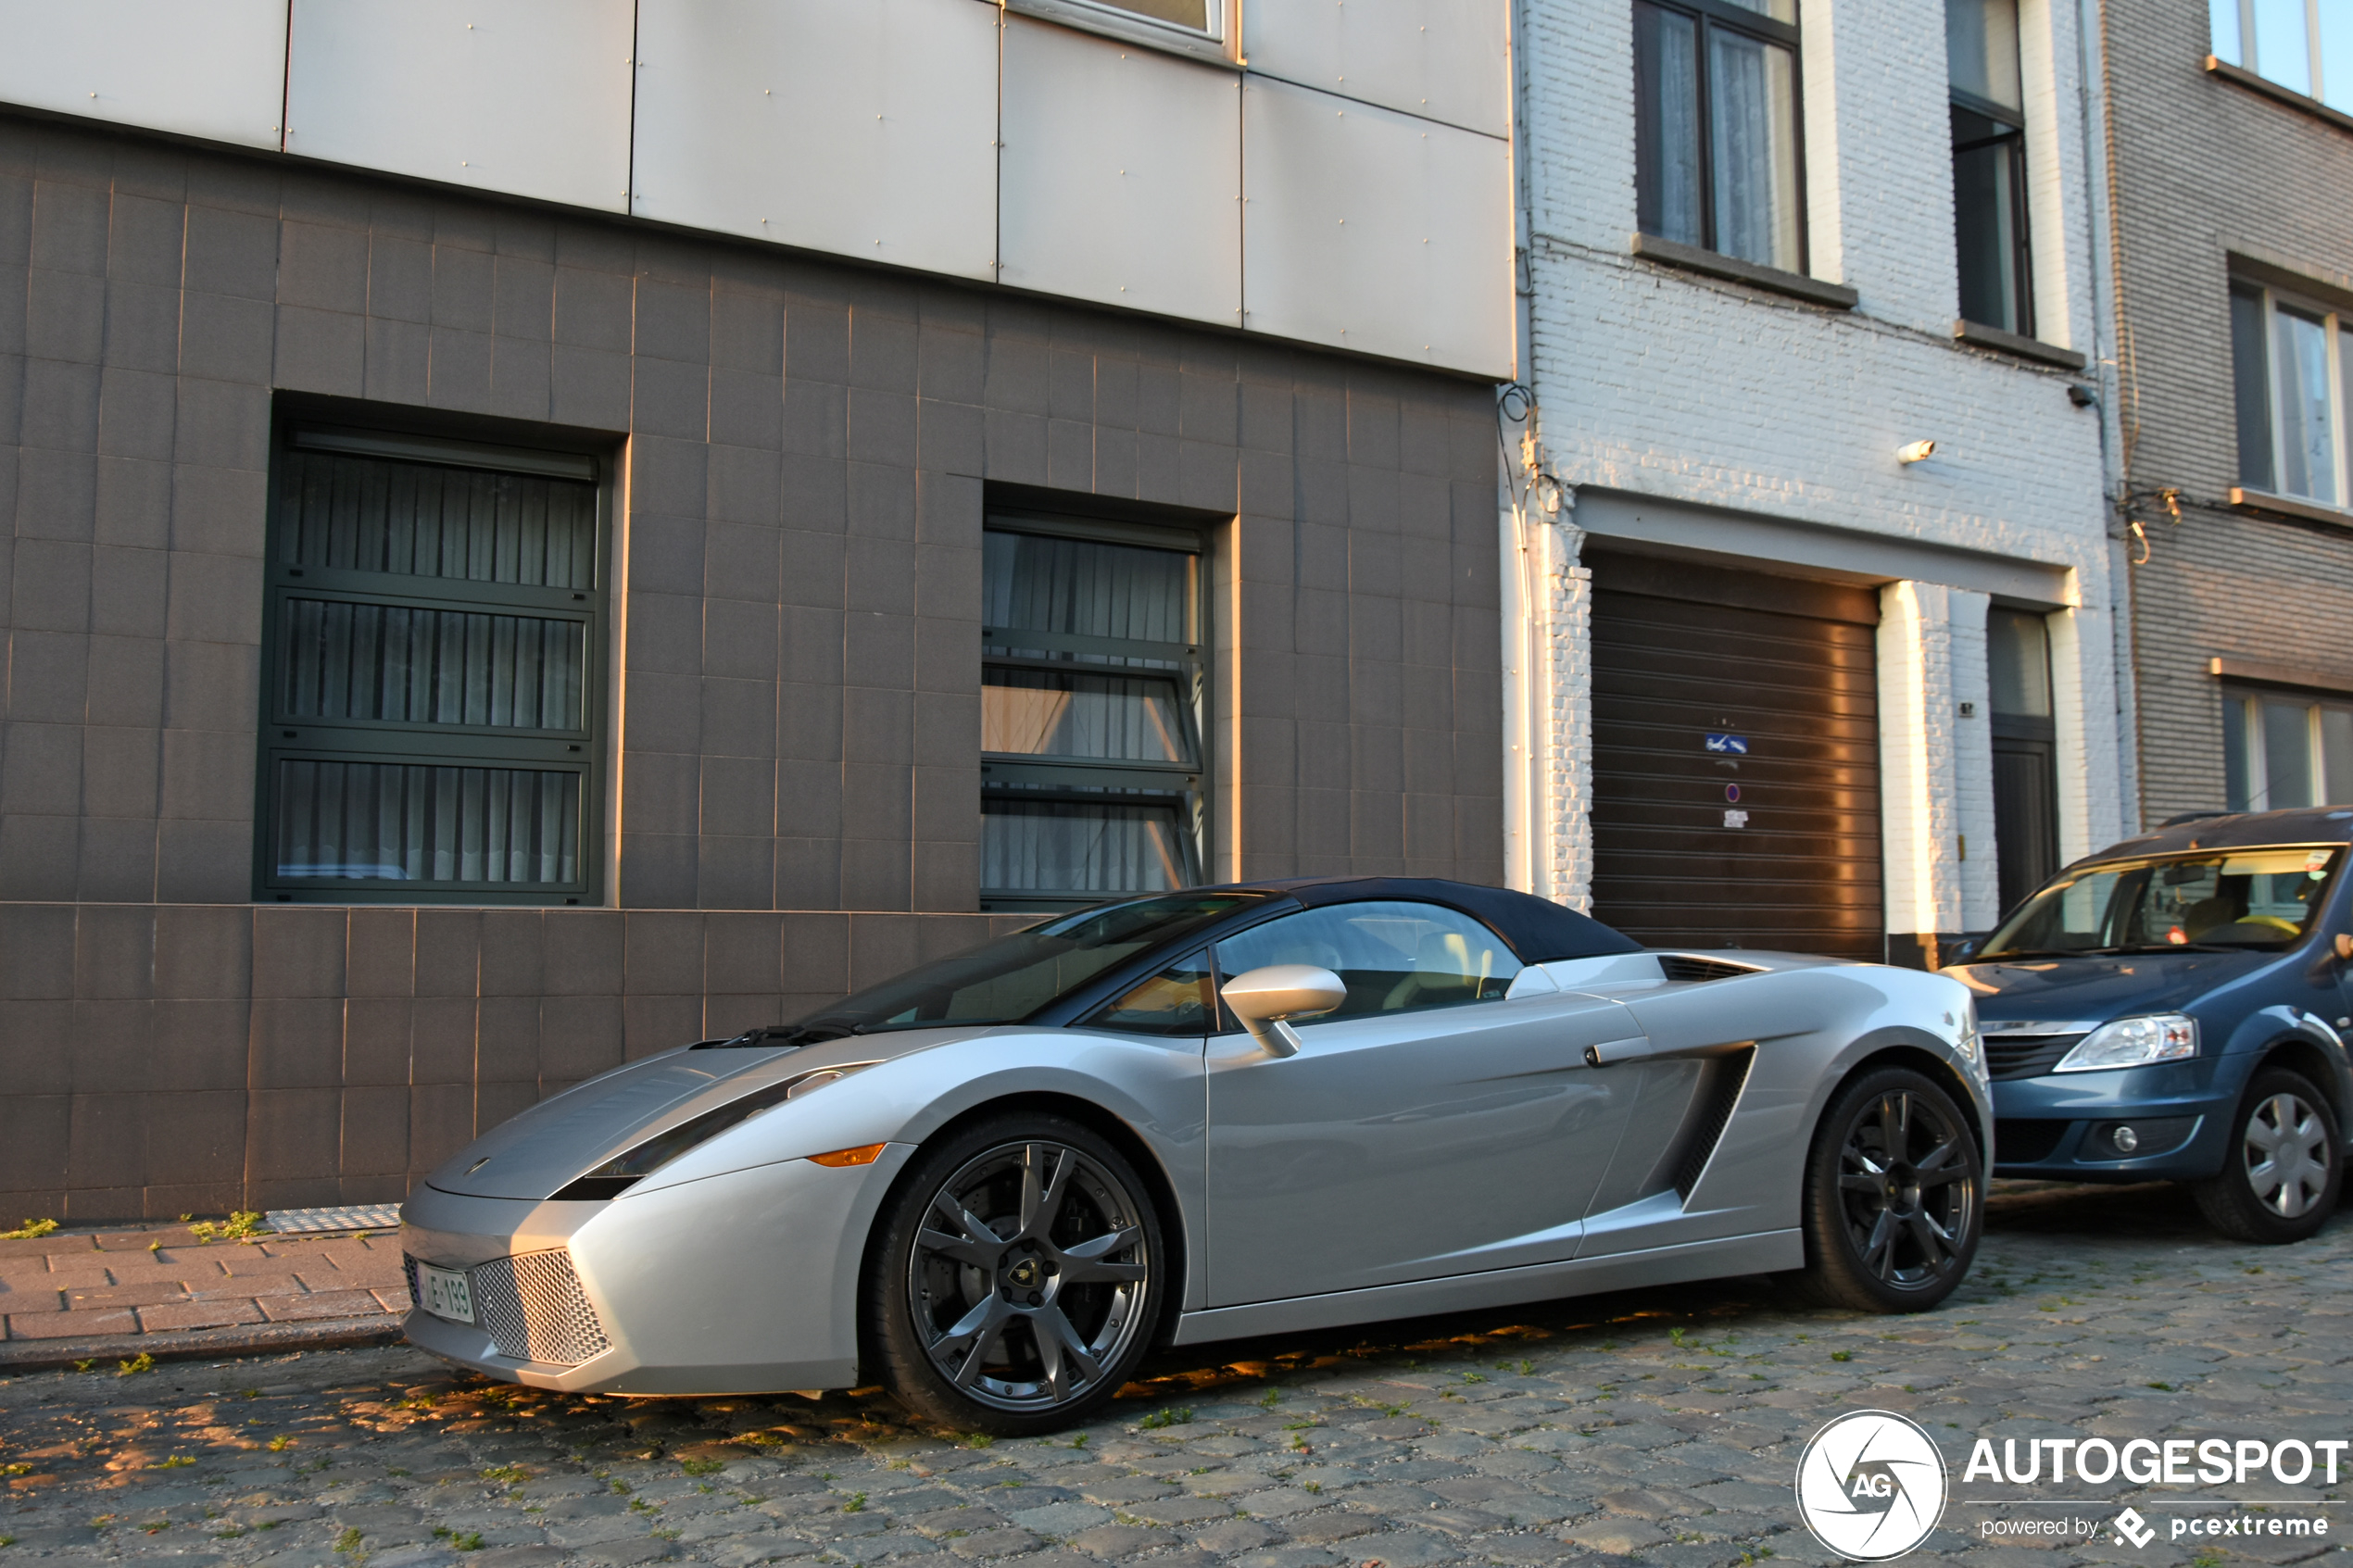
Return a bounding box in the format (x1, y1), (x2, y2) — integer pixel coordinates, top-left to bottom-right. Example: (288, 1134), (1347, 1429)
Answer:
(1584, 1035), (1749, 1067)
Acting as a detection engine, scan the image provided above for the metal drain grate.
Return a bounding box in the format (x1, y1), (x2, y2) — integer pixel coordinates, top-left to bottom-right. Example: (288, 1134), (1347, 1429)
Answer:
(471, 1250), (611, 1366)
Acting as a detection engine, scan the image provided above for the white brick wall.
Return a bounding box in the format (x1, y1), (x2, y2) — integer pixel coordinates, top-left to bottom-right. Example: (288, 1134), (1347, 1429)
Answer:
(1512, 0), (2125, 937)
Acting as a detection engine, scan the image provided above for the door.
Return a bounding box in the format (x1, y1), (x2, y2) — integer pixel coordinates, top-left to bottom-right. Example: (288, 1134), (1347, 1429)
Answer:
(1203, 900), (1646, 1307)
(1987, 607), (2059, 916)
(1589, 550), (1884, 960)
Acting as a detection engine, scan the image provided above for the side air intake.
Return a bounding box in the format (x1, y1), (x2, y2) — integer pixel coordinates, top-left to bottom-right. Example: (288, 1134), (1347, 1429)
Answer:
(1673, 1047), (1755, 1198)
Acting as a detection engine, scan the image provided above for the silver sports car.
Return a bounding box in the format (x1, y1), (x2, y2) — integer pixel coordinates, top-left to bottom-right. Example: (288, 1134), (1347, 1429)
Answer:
(399, 877), (1990, 1433)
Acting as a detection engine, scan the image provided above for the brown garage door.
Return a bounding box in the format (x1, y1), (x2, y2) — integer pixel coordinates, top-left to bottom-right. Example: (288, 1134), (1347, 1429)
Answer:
(1588, 551), (1883, 960)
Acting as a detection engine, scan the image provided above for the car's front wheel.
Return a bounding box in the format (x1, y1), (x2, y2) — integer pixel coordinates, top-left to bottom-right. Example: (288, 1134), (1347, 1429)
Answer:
(866, 1112), (1165, 1435)
(2191, 1068), (2342, 1244)
(1795, 1067), (1982, 1311)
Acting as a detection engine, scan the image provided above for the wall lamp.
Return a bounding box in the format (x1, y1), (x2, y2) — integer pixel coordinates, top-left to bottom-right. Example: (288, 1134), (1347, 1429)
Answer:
(1896, 440), (1938, 465)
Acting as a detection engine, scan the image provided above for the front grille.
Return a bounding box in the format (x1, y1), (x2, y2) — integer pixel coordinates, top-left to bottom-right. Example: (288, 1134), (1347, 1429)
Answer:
(1994, 1118), (2071, 1162)
(471, 1250), (611, 1366)
(1983, 1033), (2084, 1080)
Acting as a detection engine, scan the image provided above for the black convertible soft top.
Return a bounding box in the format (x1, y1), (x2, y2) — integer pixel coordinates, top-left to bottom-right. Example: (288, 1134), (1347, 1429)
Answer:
(1194, 875), (1644, 964)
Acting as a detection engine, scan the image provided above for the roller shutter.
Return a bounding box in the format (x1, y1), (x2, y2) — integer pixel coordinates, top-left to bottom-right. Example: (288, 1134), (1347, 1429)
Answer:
(1588, 551), (1883, 960)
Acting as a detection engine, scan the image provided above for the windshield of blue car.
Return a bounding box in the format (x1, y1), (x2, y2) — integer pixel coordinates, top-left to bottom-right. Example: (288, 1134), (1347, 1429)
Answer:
(774, 892), (1268, 1038)
(1976, 846), (2343, 960)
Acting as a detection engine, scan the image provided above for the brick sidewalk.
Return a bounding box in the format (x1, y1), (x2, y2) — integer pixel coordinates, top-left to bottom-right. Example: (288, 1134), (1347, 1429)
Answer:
(0, 1223), (411, 1353)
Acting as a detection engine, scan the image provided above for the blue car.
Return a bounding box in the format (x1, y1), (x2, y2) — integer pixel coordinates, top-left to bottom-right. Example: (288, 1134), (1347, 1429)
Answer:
(1947, 807), (2353, 1243)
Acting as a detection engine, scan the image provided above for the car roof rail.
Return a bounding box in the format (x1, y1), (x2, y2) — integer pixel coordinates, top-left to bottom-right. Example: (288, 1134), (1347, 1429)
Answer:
(2156, 809), (2232, 827)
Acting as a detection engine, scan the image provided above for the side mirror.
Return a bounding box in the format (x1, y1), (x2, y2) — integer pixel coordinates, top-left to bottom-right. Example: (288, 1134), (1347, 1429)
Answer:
(1942, 935), (1983, 966)
(1219, 964), (1347, 1058)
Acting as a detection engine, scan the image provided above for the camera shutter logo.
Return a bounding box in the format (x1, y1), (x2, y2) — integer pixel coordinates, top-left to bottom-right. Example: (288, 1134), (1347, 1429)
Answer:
(1795, 1410), (1949, 1561)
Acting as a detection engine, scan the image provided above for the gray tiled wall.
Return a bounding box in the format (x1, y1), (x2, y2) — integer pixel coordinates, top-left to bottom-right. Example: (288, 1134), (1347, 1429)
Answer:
(2103, 1), (2353, 822)
(0, 113), (1504, 1222)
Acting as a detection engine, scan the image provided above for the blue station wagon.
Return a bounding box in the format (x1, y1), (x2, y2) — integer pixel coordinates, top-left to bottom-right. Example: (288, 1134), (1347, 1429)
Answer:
(1947, 808), (2353, 1242)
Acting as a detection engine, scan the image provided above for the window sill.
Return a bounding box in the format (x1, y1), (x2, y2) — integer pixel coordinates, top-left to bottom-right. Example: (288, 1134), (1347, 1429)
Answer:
(2205, 55), (2353, 135)
(1953, 319), (2088, 370)
(2229, 486), (2353, 528)
(1008, 0), (1239, 67)
(1629, 232), (1859, 310)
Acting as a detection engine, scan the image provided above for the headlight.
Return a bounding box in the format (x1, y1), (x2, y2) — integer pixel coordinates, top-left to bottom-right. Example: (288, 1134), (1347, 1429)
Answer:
(2052, 1014), (2197, 1073)
(552, 1061), (876, 1199)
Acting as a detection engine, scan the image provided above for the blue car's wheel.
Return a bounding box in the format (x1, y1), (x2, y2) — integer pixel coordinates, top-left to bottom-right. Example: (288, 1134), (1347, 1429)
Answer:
(867, 1111), (1165, 1435)
(1796, 1067), (1982, 1312)
(2192, 1069), (2342, 1245)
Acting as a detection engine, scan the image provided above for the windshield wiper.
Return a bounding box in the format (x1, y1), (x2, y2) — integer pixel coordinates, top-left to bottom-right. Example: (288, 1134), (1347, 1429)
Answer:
(2080, 942), (2253, 956)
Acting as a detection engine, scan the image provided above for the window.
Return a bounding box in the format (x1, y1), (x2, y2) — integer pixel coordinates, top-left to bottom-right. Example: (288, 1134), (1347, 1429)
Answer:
(1986, 608), (2058, 913)
(1213, 901), (1524, 1022)
(1948, 0), (2033, 335)
(258, 424), (609, 904)
(2231, 282), (2353, 508)
(2210, 0), (2353, 113)
(1634, 0), (1806, 274)
(1006, 0), (1227, 61)
(2223, 689), (2353, 811)
(980, 521), (1207, 911)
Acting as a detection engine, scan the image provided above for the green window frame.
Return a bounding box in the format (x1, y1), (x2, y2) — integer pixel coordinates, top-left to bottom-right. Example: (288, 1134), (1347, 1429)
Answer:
(979, 514), (1210, 913)
(255, 420), (613, 905)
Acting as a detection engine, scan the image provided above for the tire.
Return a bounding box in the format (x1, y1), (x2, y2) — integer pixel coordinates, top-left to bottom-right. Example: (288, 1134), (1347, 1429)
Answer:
(865, 1111), (1166, 1435)
(2191, 1069), (2342, 1245)
(1794, 1067), (1983, 1312)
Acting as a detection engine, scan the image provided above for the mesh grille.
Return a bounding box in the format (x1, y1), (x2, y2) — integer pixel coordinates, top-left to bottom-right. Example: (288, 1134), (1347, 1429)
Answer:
(470, 1250), (611, 1366)
(403, 1255), (421, 1305)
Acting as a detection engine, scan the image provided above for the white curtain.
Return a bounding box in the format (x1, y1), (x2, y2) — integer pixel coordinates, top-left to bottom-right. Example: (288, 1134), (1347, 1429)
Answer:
(1709, 31), (1801, 271)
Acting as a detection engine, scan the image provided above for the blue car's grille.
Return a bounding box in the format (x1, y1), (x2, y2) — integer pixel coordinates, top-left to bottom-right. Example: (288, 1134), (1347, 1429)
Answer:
(1984, 1033), (2085, 1080)
(1994, 1119), (2070, 1162)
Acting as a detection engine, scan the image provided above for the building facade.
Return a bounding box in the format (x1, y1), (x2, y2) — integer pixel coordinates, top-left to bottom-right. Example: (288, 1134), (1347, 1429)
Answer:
(1508, 0), (2130, 962)
(2101, 0), (2353, 822)
(0, 0), (1516, 1222)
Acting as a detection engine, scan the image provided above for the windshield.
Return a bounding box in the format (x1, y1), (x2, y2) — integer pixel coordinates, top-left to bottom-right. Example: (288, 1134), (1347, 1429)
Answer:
(1978, 846), (2343, 959)
(776, 892), (1266, 1039)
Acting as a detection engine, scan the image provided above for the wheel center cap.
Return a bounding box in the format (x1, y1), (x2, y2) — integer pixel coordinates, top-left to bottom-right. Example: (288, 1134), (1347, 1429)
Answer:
(1006, 1258), (1042, 1290)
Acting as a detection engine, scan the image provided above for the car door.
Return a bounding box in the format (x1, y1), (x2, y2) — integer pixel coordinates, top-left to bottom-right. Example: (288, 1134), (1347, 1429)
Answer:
(1204, 900), (1647, 1307)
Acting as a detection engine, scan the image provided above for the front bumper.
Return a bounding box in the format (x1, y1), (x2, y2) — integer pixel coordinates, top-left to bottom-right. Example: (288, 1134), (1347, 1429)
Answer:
(1990, 1057), (2238, 1182)
(398, 1145), (912, 1395)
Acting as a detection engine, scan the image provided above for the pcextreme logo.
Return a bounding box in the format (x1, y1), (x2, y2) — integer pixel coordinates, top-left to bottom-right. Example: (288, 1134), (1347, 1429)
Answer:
(1795, 1411), (1950, 1562)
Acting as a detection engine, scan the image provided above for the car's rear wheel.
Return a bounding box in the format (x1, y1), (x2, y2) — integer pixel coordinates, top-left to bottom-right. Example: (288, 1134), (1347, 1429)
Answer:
(866, 1111), (1164, 1435)
(2191, 1068), (2341, 1244)
(1794, 1067), (1982, 1312)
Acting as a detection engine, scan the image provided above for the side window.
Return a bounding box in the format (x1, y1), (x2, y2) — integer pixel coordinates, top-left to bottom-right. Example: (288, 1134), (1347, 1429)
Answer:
(1213, 901), (1524, 1022)
(1086, 949), (1216, 1035)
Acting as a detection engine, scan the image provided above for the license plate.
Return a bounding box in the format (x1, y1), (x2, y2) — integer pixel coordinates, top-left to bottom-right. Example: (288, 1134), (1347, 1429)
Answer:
(419, 1263), (474, 1324)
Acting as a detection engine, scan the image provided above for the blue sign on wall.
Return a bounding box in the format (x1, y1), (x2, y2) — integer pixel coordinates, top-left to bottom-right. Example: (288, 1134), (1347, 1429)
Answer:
(1705, 734), (1748, 754)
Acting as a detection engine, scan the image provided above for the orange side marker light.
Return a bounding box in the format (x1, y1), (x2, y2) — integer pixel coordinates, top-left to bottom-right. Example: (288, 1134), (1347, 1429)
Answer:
(806, 1143), (887, 1168)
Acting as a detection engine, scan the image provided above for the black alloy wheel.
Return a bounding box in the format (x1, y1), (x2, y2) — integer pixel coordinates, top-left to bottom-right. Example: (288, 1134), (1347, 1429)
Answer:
(1796, 1067), (1982, 1311)
(2192, 1068), (2342, 1245)
(866, 1112), (1164, 1434)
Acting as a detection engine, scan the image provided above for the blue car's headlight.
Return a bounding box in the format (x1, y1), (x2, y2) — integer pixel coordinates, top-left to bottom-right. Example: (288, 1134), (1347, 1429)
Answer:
(2052, 1013), (2198, 1073)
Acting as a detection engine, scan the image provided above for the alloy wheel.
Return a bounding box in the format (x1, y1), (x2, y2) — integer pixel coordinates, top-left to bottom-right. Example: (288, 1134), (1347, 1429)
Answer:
(1833, 1088), (1978, 1290)
(906, 1140), (1153, 1412)
(2242, 1092), (2332, 1219)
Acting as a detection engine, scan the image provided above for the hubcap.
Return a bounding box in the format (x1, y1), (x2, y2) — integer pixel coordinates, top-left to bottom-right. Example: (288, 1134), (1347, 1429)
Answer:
(1835, 1090), (1977, 1290)
(908, 1141), (1151, 1412)
(2242, 1093), (2331, 1219)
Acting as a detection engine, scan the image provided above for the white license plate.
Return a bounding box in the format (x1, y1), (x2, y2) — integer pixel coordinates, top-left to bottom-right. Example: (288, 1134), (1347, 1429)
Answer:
(419, 1263), (474, 1324)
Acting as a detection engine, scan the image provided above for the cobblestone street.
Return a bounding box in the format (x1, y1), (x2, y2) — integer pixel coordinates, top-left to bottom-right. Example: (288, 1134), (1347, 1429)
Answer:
(2, 1182), (2347, 1568)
